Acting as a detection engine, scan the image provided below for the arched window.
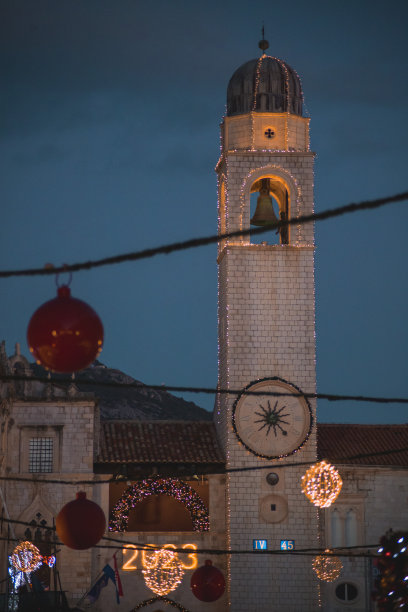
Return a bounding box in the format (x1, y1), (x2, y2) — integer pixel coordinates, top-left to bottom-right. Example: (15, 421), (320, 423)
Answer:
(250, 177), (289, 245)
(330, 509), (342, 548)
(345, 509), (357, 546)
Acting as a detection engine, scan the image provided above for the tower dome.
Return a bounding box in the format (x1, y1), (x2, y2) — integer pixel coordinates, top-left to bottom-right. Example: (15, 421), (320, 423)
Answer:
(227, 55), (303, 117)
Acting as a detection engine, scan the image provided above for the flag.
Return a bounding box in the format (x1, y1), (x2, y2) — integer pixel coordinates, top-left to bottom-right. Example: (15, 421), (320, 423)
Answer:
(113, 553), (124, 598)
(86, 572), (109, 603)
(103, 563), (120, 604)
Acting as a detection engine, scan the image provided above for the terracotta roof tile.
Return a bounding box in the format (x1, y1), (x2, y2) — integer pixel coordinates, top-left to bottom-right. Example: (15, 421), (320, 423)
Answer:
(98, 420), (224, 465)
(317, 423), (408, 467)
(96, 421), (408, 468)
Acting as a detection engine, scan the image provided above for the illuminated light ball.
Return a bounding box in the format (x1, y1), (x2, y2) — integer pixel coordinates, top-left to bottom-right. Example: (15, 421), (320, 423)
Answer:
(56, 491), (106, 550)
(11, 541), (42, 573)
(312, 550), (343, 582)
(143, 549), (184, 596)
(191, 560), (226, 602)
(301, 460), (342, 508)
(27, 285), (104, 373)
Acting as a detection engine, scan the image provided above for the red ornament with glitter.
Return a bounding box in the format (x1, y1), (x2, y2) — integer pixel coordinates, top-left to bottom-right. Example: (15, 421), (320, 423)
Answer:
(56, 491), (106, 550)
(27, 285), (103, 373)
(191, 559), (225, 602)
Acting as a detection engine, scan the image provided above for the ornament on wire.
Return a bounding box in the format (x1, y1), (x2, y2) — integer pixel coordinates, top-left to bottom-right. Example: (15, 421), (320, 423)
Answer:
(56, 491), (106, 550)
(301, 460), (342, 508)
(312, 550), (342, 582)
(373, 529), (408, 610)
(27, 273), (104, 373)
(142, 549), (184, 596)
(191, 559), (225, 602)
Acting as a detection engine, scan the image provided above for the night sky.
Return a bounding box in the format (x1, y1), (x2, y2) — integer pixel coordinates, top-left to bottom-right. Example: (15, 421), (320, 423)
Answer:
(1, 0), (407, 423)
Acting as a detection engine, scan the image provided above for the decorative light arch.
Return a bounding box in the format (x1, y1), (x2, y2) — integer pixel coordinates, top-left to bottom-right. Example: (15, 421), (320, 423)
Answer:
(239, 164), (303, 243)
(130, 595), (192, 611)
(109, 477), (209, 532)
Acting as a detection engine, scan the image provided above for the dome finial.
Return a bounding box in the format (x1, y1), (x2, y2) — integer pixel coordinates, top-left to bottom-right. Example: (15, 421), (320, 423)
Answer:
(258, 25), (269, 54)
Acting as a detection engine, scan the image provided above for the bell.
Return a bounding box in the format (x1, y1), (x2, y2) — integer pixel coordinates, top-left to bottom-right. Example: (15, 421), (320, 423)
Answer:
(250, 181), (280, 227)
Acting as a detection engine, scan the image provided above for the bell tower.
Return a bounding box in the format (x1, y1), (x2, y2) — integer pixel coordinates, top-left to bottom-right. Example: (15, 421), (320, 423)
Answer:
(215, 39), (318, 611)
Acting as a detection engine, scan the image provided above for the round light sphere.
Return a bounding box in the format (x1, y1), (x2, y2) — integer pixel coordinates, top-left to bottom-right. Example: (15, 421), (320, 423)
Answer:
(142, 549), (184, 596)
(301, 460), (343, 508)
(313, 550), (343, 582)
(27, 285), (104, 373)
(191, 560), (226, 602)
(11, 541), (42, 573)
(56, 491), (106, 550)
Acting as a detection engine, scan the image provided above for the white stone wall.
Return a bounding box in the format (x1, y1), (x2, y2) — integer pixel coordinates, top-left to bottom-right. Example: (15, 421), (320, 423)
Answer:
(216, 141), (318, 610)
(224, 113), (310, 152)
(320, 466), (408, 612)
(2, 399), (97, 607)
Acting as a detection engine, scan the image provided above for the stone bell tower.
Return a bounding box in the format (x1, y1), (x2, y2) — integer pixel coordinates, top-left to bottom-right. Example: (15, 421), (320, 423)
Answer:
(215, 39), (318, 611)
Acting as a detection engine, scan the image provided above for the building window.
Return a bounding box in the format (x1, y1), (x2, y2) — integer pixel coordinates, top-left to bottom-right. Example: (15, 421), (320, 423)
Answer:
(335, 582), (358, 602)
(29, 438), (53, 473)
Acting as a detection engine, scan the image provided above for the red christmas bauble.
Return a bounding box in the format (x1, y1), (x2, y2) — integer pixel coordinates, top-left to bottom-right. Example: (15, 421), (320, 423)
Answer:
(56, 491), (106, 550)
(27, 285), (104, 372)
(191, 559), (225, 602)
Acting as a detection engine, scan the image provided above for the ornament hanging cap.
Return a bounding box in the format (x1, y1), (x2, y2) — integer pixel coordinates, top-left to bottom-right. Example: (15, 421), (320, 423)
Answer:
(205, 560), (212, 566)
(76, 491), (87, 500)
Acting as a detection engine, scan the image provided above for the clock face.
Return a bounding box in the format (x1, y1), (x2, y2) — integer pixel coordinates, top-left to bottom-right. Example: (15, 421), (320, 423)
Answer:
(232, 377), (313, 459)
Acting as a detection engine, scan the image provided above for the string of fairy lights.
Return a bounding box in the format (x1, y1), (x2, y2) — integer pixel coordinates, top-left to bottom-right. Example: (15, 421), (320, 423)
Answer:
(0, 188), (406, 604)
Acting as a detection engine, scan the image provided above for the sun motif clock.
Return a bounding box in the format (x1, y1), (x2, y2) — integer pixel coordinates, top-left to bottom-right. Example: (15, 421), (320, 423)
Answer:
(232, 377), (313, 459)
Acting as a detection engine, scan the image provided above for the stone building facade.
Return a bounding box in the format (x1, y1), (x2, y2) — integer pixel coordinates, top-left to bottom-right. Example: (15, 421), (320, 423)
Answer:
(0, 46), (407, 612)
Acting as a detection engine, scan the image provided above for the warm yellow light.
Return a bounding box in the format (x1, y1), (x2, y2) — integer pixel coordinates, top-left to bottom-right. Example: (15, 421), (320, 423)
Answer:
(11, 541), (42, 573)
(301, 460), (342, 508)
(312, 550), (342, 581)
(142, 548), (184, 596)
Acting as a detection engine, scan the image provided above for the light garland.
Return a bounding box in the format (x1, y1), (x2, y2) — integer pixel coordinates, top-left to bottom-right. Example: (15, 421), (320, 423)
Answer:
(11, 541), (42, 573)
(312, 550), (343, 582)
(109, 477), (209, 532)
(142, 549), (184, 596)
(301, 460), (342, 508)
(131, 595), (191, 611)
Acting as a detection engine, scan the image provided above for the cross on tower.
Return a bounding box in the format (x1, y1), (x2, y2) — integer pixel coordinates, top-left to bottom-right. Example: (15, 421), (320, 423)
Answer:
(264, 128), (275, 139)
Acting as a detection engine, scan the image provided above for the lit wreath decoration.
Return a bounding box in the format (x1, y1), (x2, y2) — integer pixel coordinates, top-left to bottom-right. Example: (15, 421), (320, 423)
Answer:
(130, 596), (192, 611)
(109, 477), (209, 532)
(143, 549), (184, 596)
(312, 550), (343, 582)
(301, 460), (342, 508)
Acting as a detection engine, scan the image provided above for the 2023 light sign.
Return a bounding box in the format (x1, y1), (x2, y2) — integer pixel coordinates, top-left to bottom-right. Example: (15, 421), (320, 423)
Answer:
(121, 543), (198, 571)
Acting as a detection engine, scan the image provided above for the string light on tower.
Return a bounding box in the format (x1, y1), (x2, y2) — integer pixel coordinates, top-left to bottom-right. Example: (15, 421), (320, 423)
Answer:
(312, 550), (343, 582)
(142, 548), (184, 596)
(301, 460), (342, 508)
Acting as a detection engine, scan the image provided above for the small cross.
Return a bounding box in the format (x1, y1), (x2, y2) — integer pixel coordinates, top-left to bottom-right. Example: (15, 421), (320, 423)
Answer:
(264, 128), (275, 139)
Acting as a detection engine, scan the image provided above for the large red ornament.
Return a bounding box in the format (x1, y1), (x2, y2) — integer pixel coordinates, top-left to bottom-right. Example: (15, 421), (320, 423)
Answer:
(56, 491), (106, 550)
(27, 285), (104, 372)
(191, 559), (225, 602)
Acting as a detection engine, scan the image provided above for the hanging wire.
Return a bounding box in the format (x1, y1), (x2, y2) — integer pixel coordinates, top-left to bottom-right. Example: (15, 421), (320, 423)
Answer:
(0, 191), (406, 278)
(1, 373), (408, 404)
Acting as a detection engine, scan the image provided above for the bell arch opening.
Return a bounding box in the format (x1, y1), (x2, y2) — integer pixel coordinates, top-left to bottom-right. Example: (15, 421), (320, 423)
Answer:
(249, 176), (290, 245)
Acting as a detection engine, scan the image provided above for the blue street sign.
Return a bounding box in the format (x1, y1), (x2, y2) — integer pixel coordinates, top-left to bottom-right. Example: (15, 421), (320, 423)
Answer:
(253, 539), (268, 550)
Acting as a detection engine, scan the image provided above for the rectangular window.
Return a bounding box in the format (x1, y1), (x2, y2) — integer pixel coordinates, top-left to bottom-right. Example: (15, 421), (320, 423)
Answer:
(29, 438), (53, 473)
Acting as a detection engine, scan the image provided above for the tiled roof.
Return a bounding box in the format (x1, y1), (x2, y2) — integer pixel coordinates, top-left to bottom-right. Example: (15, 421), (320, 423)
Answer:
(98, 420), (224, 465)
(96, 421), (408, 468)
(317, 423), (408, 467)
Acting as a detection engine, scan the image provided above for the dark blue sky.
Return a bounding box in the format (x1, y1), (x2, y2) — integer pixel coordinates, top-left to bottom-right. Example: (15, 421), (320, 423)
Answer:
(1, 0), (407, 423)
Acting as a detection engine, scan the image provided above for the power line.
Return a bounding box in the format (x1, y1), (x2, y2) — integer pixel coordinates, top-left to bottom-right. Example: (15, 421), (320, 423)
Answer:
(2, 373), (408, 405)
(0, 191), (406, 278)
(0, 445), (405, 488)
(0, 518), (379, 558)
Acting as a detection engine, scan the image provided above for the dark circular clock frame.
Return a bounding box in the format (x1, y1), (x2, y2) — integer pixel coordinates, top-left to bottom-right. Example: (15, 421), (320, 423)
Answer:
(231, 376), (314, 460)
